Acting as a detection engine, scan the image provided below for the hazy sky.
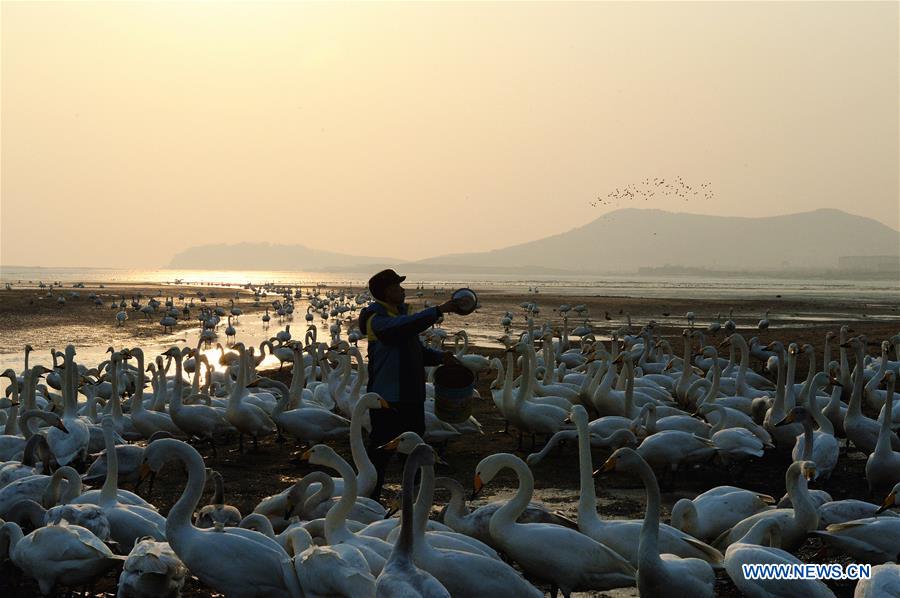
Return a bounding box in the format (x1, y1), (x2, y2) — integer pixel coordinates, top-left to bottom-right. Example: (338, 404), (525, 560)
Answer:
(2, 1), (897, 268)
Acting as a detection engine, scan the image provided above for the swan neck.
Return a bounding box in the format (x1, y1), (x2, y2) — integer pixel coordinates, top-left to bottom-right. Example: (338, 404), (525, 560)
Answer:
(637, 458), (662, 565)
(131, 352), (145, 413)
(324, 453), (358, 542)
(349, 402), (375, 496)
(164, 441), (207, 537)
(576, 416), (600, 524)
(492, 457), (533, 529)
(875, 379), (894, 455)
(100, 423), (119, 504)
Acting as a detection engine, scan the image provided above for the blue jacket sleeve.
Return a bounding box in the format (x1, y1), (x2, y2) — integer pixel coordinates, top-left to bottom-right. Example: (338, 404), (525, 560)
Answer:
(422, 345), (444, 367)
(369, 307), (441, 345)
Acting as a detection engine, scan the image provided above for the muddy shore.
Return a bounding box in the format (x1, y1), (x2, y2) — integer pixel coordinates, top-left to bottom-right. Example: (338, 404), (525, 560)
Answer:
(1, 282), (898, 596)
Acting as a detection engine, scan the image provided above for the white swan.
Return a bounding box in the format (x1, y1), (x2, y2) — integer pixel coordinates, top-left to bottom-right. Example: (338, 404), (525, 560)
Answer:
(292, 471), (386, 525)
(599, 447), (717, 597)
(777, 405), (839, 481)
(300, 444), (393, 575)
(854, 563), (900, 598)
(474, 452), (636, 595)
(0, 520), (124, 595)
(866, 371), (900, 493)
(670, 486), (775, 543)
(195, 469), (242, 528)
(566, 404), (723, 566)
(140, 438), (303, 596)
(45, 346), (91, 466)
(375, 444), (450, 598)
(248, 377), (351, 444)
(165, 347), (228, 455)
(724, 519), (834, 598)
(83, 416), (166, 551)
(284, 526), (377, 598)
(843, 338), (900, 453)
(226, 344), (276, 451)
(0, 466), (82, 516)
(713, 461), (819, 551)
(379, 442), (542, 597)
(123, 348), (183, 439)
(117, 537), (188, 598)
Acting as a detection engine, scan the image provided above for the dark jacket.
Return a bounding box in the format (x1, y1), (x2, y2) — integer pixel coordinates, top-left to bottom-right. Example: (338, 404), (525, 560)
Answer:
(358, 301), (444, 404)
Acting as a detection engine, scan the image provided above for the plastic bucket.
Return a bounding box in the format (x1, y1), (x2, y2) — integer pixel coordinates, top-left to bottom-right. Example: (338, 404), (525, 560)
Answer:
(433, 363), (475, 424)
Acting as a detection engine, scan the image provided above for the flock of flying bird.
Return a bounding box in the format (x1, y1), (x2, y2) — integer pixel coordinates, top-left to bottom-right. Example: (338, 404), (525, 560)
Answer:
(591, 176), (715, 208)
(0, 286), (898, 597)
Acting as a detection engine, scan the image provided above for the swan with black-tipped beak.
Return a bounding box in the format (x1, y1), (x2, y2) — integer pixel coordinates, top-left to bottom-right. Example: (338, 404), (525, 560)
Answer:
(571, 404), (724, 566)
(599, 447), (716, 598)
(45, 345), (91, 466)
(225, 344), (276, 452)
(122, 348), (183, 439)
(139, 438), (303, 597)
(474, 452), (636, 596)
(165, 347), (227, 455)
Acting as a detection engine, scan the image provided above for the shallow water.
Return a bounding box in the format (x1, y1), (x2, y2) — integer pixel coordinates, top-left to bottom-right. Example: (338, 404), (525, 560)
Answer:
(2, 266), (898, 373)
(3, 265), (898, 301)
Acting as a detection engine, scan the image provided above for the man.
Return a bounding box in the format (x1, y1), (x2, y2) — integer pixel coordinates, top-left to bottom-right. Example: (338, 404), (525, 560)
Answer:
(358, 268), (466, 500)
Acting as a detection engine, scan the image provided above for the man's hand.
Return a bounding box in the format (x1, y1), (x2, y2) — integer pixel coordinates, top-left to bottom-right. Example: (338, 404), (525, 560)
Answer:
(442, 351), (459, 366)
(438, 299), (460, 314)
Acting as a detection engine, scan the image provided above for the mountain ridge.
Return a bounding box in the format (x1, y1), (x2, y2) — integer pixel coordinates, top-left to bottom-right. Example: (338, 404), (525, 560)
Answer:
(165, 209), (899, 273)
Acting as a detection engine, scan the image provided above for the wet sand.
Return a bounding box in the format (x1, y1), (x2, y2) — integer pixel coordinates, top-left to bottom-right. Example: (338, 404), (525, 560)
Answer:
(1, 282), (898, 596)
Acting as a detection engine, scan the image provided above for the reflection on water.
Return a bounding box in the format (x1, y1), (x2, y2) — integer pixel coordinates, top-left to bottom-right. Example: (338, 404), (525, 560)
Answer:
(2, 265), (898, 301)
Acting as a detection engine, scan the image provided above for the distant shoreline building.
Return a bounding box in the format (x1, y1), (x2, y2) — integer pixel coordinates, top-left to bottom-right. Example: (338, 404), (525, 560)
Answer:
(837, 255), (899, 274)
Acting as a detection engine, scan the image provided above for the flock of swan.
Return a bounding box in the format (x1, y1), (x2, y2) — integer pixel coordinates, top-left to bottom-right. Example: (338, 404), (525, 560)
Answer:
(0, 285), (899, 597)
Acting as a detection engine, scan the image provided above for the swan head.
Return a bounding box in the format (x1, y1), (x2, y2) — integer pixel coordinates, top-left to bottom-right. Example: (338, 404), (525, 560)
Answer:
(565, 404), (589, 427)
(359, 393), (390, 411)
(594, 446), (642, 476)
(786, 460), (816, 482)
(299, 444), (339, 468)
(876, 482), (900, 514)
(472, 453), (519, 499)
(775, 407), (808, 427)
(765, 340), (785, 353)
(377, 431), (440, 462)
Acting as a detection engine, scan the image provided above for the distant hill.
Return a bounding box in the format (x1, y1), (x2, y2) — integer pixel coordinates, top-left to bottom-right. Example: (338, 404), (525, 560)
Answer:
(166, 209), (899, 275)
(167, 242), (397, 271)
(414, 208), (900, 272)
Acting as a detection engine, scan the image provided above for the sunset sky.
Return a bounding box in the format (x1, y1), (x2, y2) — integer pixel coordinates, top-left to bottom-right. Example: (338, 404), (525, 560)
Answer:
(2, 1), (897, 268)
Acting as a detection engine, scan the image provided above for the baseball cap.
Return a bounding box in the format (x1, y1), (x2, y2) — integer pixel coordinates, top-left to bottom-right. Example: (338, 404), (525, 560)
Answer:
(368, 269), (406, 300)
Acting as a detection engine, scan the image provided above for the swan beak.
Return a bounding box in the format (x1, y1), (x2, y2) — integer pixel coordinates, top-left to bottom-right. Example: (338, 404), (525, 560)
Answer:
(829, 379), (843, 387)
(435, 455), (448, 467)
(300, 449), (313, 461)
(54, 420), (69, 433)
(876, 491), (896, 514)
(471, 474), (484, 500)
(612, 355), (624, 365)
(595, 455), (618, 476)
(774, 412), (795, 427)
(377, 398), (391, 409)
(138, 463), (151, 482)
(378, 437), (401, 452)
(246, 378), (261, 388)
(804, 465), (817, 481)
